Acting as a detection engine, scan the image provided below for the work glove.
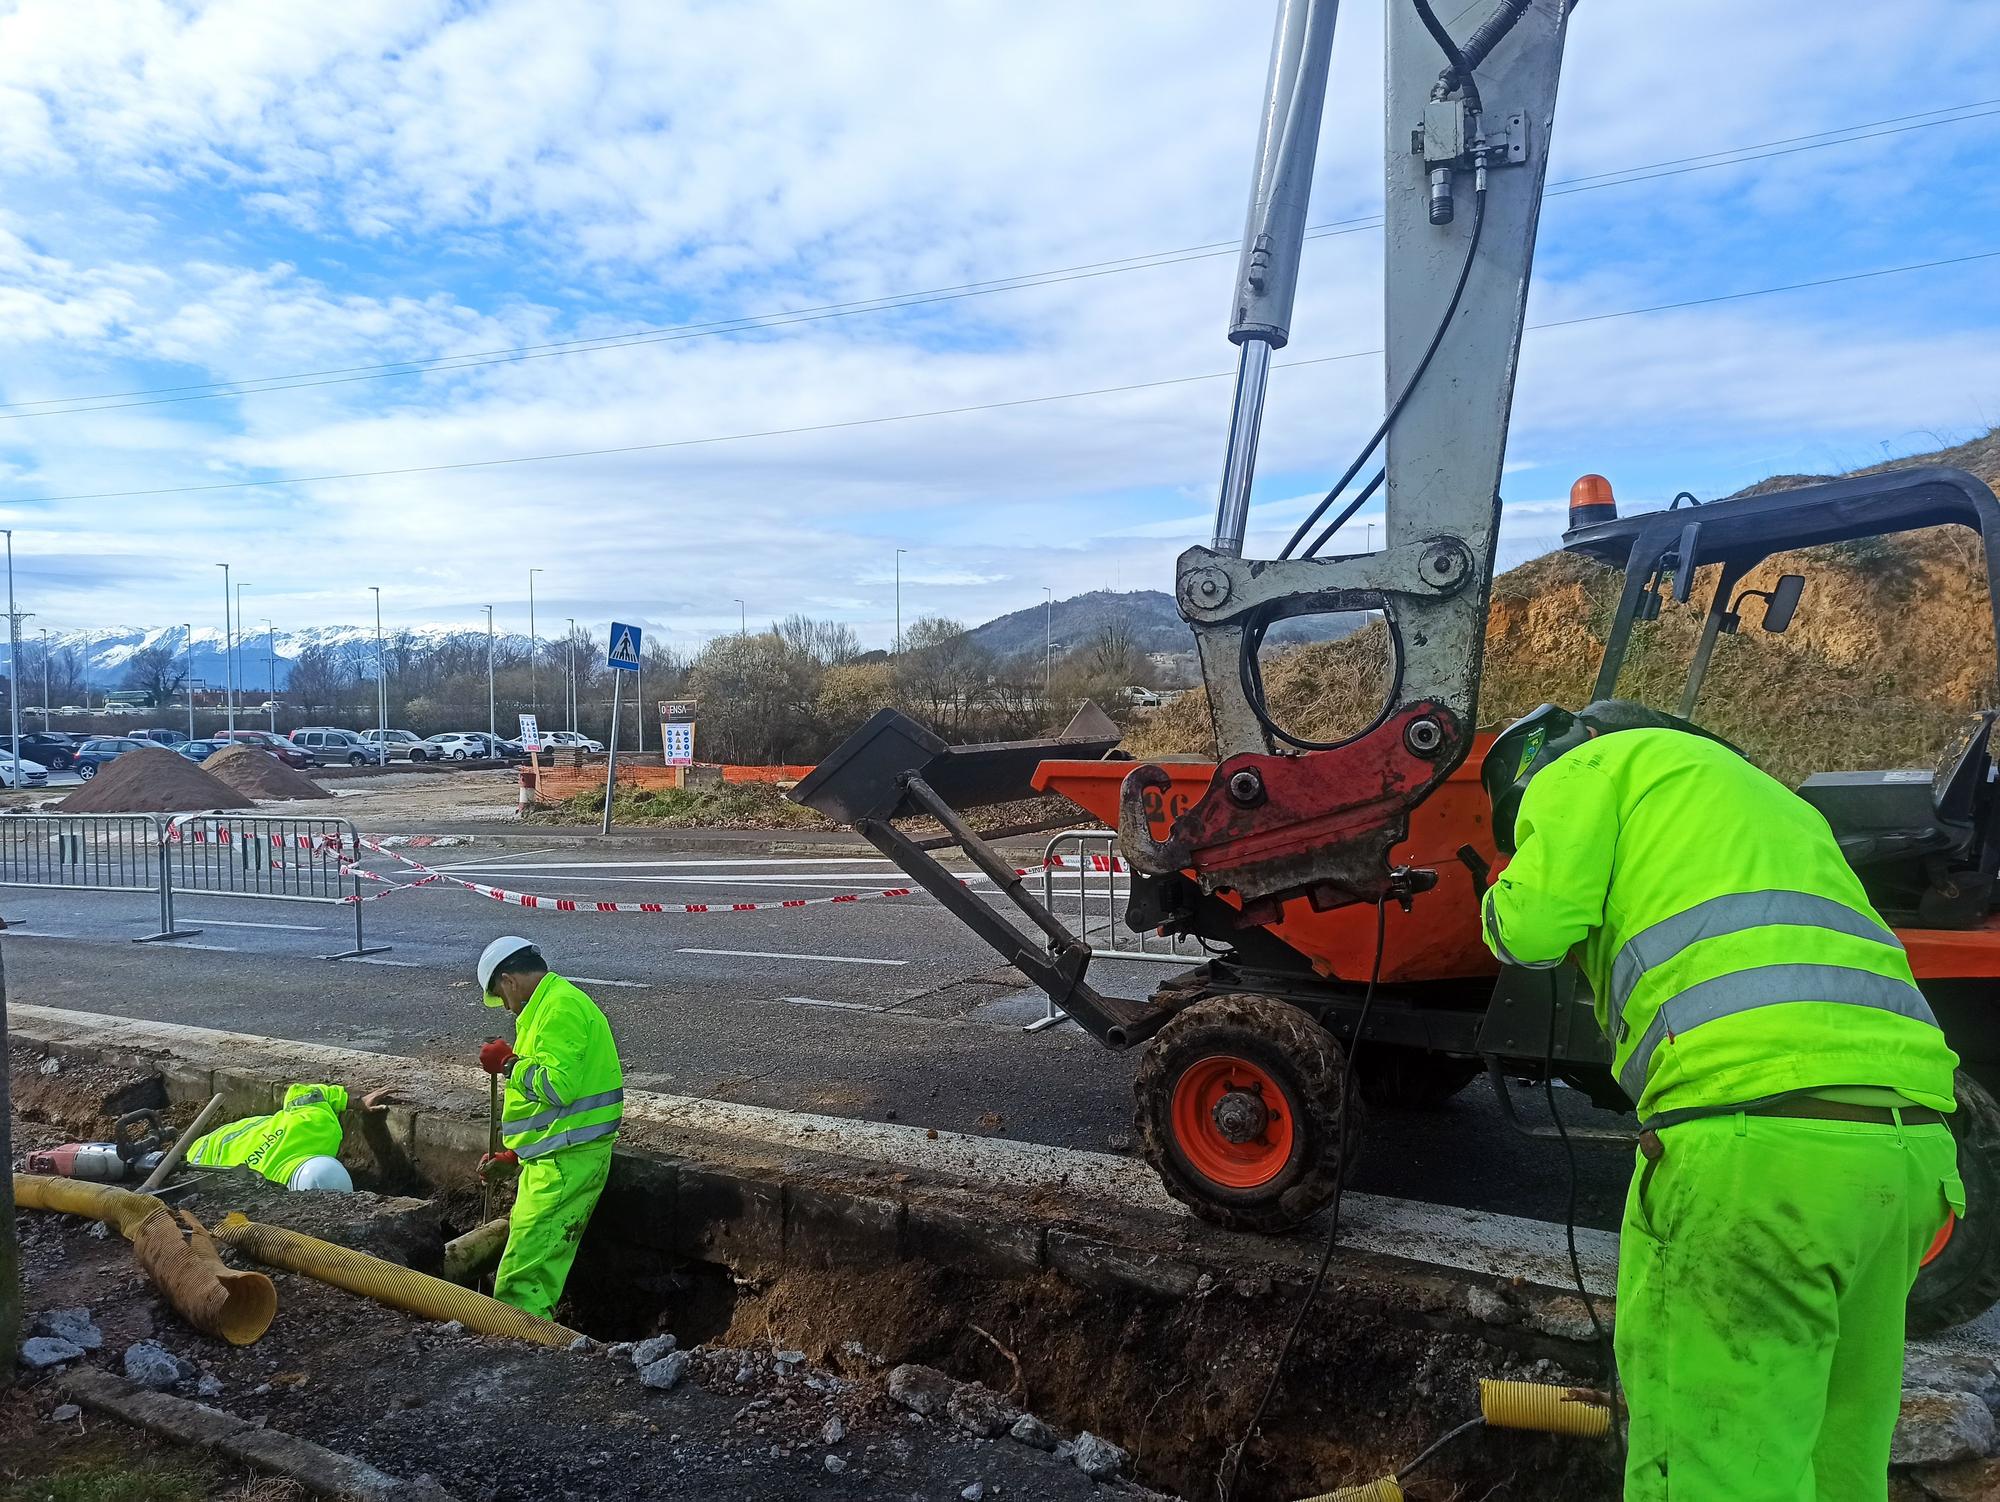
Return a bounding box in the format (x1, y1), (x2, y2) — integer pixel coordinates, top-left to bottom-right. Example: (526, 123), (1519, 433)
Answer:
(479, 1037), (518, 1075)
(478, 1150), (520, 1182)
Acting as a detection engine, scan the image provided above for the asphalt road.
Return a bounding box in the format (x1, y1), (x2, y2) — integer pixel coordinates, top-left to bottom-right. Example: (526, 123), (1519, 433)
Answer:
(0, 844), (1634, 1229)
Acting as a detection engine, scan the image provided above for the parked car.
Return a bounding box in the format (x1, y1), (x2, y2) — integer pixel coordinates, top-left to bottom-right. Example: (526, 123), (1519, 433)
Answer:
(175, 739), (230, 764)
(0, 732), (80, 769)
(287, 727), (389, 767)
(73, 737), (148, 780)
(542, 730), (605, 754)
(361, 729), (432, 762)
(132, 727), (190, 747)
(422, 732), (489, 762)
(55, 705), (83, 715)
(0, 756), (49, 788)
(215, 729), (317, 769)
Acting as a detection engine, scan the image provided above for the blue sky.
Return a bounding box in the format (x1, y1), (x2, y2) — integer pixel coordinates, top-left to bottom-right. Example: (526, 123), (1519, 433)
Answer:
(0, 0), (1996, 653)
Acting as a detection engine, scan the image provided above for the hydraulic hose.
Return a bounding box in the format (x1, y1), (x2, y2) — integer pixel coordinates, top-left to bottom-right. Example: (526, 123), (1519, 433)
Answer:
(13, 1175), (277, 1345)
(216, 1213), (581, 1348)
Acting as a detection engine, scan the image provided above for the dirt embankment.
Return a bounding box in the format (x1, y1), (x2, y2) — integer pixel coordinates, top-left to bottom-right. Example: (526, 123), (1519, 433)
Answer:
(1128, 431), (2000, 785)
(57, 746), (250, 815)
(202, 745), (331, 802)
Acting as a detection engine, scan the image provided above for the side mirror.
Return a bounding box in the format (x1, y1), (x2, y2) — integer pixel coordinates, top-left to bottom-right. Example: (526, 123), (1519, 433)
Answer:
(1762, 573), (1804, 633)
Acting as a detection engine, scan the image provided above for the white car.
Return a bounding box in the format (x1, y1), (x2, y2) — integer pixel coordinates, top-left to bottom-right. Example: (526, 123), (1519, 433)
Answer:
(0, 758), (50, 788)
(543, 730), (605, 753)
(423, 732), (489, 762)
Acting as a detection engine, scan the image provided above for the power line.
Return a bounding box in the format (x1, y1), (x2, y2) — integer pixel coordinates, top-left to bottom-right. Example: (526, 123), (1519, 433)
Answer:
(28, 245), (1999, 506)
(1, 98), (1993, 422)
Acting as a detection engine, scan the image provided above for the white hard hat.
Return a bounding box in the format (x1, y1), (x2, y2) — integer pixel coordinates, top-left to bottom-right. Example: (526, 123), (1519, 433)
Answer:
(477, 935), (537, 1005)
(287, 1156), (353, 1192)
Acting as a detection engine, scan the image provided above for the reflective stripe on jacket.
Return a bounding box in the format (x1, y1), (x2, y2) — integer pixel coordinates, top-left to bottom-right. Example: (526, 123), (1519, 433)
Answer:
(501, 974), (624, 1160)
(185, 1082), (349, 1185)
(1479, 728), (1959, 1118)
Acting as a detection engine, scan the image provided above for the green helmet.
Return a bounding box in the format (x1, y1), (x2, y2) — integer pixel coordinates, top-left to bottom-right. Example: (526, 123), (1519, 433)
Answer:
(1481, 704), (1593, 855)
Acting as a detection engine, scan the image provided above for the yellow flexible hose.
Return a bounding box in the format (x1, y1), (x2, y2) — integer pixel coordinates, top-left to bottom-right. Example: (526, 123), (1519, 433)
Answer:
(1479, 1378), (1613, 1437)
(1293, 1478), (1403, 1502)
(13, 1175), (277, 1345)
(216, 1213), (582, 1348)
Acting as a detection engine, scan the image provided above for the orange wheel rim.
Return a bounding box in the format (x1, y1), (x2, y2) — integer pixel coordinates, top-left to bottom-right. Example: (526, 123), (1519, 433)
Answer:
(1922, 1212), (1956, 1268)
(1169, 1054), (1295, 1189)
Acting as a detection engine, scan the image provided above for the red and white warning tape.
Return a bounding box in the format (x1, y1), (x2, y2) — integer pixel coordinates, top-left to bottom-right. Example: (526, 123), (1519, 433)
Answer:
(355, 838), (917, 915)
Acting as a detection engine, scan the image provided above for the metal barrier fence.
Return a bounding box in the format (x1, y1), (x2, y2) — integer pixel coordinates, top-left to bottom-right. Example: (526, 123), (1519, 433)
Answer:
(0, 813), (192, 942)
(164, 814), (387, 959)
(1031, 829), (1202, 1032)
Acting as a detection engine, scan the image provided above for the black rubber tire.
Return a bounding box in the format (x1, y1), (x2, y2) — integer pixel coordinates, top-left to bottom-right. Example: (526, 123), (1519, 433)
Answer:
(410, 749), (426, 762)
(1356, 1045), (1484, 1111)
(1132, 993), (1360, 1234)
(76, 764), (95, 780)
(1909, 1069), (2000, 1334)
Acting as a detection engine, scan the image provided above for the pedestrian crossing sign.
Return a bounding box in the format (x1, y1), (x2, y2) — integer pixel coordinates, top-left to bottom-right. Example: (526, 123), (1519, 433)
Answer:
(607, 622), (642, 672)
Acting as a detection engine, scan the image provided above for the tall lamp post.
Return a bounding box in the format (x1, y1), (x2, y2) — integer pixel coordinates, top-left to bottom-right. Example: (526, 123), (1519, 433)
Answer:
(528, 568), (542, 715)
(565, 617), (577, 734)
(483, 606), (496, 743)
(369, 587), (386, 744)
(216, 563), (235, 731)
(3, 531), (19, 791)
(38, 628), (49, 730)
(262, 619), (276, 730)
(734, 599), (745, 637)
(183, 625), (196, 741)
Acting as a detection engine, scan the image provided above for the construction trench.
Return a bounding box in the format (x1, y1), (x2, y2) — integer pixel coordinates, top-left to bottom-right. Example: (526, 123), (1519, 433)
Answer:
(9, 1006), (1999, 1502)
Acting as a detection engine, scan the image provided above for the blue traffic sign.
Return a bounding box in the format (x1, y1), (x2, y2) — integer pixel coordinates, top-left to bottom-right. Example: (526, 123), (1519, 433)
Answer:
(607, 622), (642, 672)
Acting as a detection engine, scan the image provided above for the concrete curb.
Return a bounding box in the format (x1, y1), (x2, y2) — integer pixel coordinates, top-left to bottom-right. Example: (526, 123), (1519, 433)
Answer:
(57, 1367), (459, 1502)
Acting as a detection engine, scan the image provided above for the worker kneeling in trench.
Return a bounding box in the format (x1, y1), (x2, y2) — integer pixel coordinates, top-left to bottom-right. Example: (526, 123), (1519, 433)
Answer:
(185, 1081), (392, 1191)
(1481, 699), (1963, 1501)
(475, 936), (625, 1320)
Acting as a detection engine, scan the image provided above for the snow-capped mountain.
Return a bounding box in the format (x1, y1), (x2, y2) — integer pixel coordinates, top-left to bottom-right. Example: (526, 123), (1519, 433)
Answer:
(34, 625), (539, 690)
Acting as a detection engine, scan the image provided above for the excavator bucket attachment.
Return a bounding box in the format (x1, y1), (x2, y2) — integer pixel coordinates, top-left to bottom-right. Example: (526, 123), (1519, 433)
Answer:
(790, 707), (1162, 1048)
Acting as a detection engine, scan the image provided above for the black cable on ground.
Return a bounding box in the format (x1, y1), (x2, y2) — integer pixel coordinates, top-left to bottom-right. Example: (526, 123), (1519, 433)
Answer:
(1219, 897), (1390, 1502)
(1542, 1003), (1626, 1476)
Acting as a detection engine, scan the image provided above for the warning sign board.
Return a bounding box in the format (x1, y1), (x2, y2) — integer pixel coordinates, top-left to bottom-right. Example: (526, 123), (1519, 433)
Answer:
(607, 622), (642, 672)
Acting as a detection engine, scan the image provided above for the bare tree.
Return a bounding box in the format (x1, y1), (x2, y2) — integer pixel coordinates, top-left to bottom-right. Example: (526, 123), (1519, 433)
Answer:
(288, 642), (354, 716)
(777, 614), (862, 667)
(894, 616), (995, 737)
(121, 643), (186, 707)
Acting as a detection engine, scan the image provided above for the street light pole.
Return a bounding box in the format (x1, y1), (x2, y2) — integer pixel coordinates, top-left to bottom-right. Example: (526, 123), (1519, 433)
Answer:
(564, 617), (576, 735)
(262, 619), (275, 730)
(894, 549), (906, 654)
(369, 586), (386, 743)
(733, 599), (745, 637)
(528, 568), (542, 716)
(183, 625), (195, 741)
(2, 531), (18, 791)
(483, 606), (496, 743)
(216, 563), (235, 731)
(39, 628), (50, 731)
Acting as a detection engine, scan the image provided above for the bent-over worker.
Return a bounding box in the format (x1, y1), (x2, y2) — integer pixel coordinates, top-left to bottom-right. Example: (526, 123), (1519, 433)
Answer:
(184, 1081), (391, 1191)
(1479, 699), (1962, 1502)
(476, 935), (624, 1319)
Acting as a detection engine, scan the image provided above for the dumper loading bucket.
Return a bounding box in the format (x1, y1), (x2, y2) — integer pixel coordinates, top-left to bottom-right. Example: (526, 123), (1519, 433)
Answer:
(789, 706), (1163, 1047)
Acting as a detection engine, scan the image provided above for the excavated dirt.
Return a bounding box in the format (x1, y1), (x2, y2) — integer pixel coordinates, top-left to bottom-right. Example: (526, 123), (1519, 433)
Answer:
(56, 745), (251, 815)
(201, 745), (331, 802)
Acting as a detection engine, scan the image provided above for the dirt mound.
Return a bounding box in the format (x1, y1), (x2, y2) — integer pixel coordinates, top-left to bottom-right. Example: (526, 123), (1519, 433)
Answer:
(202, 742), (330, 801)
(1125, 428), (2000, 786)
(56, 745), (251, 814)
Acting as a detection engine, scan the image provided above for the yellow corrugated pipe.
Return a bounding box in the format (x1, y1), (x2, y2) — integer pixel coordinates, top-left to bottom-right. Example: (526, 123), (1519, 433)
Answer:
(215, 1214), (582, 1348)
(1479, 1378), (1614, 1437)
(1293, 1478), (1403, 1502)
(13, 1175), (277, 1345)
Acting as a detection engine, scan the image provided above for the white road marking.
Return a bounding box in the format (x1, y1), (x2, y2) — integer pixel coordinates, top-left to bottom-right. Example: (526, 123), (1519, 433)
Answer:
(157, 942), (239, 952)
(1, 930), (85, 941)
(680, 947), (909, 967)
(12, 1002), (1998, 1363)
(196, 918), (330, 932)
(779, 995), (884, 1012)
(430, 847), (563, 870)
(569, 976), (650, 988)
(335, 955), (422, 967)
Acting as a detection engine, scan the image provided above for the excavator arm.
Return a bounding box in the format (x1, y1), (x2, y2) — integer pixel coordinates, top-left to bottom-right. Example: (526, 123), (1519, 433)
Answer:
(1121, 0), (1571, 920)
